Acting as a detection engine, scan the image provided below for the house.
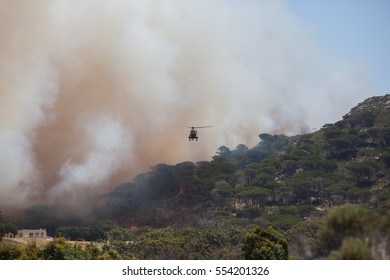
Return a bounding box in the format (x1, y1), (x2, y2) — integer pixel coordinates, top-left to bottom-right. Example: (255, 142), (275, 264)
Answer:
(3, 232), (15, 238)
(17, 229), (47, 239)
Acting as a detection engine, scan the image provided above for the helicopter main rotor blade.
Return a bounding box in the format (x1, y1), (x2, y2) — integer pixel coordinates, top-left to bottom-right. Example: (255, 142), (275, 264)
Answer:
(187, 125), (213, 129)
(195, 126), (213, 129)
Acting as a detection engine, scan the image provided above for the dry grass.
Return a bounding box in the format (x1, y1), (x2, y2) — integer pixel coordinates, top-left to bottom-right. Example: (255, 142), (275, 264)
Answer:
(2, 237), (105, 250)
(2, 237), (52, 247)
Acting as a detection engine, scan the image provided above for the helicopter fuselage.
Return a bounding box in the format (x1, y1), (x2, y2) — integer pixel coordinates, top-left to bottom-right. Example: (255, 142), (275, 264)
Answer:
(189, 129), (198, 141)
(187, 125), (212, 141)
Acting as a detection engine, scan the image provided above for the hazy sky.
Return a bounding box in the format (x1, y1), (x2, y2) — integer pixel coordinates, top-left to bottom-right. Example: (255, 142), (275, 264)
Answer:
(0, 0), (385, 212)
(288, 0), (390, 94)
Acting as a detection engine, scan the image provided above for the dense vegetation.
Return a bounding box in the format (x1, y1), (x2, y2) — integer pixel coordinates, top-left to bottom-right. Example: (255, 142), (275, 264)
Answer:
(92, 96), (390, 229)
(1, 94), (390, 259)
(0, 223), (265, 260)
(2, 206), (389, 260)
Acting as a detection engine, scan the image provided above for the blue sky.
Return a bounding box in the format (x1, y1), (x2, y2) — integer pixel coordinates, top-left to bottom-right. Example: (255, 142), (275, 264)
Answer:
(287, 0), (390, 94)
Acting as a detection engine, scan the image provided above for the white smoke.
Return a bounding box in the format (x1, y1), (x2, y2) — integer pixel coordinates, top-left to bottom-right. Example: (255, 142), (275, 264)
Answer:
(50, 116), (133, 200)
(0, 0), (374, 210)
(0, 130), (36, 204)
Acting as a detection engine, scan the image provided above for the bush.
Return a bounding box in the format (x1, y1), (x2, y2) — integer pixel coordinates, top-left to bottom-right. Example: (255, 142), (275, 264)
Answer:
(329, 237), (373, 260)
(242, 226), (289, 260)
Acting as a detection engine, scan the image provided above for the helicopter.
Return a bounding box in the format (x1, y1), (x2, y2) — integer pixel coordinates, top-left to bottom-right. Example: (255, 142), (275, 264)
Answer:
(187, 126), (213, 141)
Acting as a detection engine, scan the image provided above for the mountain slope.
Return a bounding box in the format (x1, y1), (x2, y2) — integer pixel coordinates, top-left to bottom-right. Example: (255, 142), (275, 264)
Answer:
(90, 94), (390, 229)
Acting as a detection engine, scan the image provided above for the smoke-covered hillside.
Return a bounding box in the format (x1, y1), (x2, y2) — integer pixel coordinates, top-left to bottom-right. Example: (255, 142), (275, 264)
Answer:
(82, 94), (390, 228)
(3, 94), (390, 260)
(0, 0), (374, 214)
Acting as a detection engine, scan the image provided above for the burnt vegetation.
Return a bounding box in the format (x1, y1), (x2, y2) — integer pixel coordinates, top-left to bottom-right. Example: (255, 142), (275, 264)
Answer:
(2, 94), (390, 259)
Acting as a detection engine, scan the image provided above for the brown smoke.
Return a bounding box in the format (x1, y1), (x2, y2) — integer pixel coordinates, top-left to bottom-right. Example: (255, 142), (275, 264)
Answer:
(0, 0), (373, 210)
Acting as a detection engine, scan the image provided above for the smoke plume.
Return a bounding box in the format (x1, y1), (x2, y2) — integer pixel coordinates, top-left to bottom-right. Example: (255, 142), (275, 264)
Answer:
(0, 0), (373, 210)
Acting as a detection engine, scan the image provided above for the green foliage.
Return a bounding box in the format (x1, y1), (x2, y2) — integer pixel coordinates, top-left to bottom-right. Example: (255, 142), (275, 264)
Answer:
(287, 220), (322, 259)
(300, 158), (338, 173)
(0, 242), (22, 260)
(346, 187), (370, 203)
(281, 160), (298, 176)
(317, 205), (374, 252)
(347, 111), (376, 128)
(263, 214), (301, 230)
(41, 237), (89, 260)
(55, 221), (133, 242)
(105, 226), (134, 242)
(324, 132), (360, 160)
(380, 150), (390, 167)
(0, 222), (18, 236)
(237, 186), (272, 197)
(125, 226), (246, 260)
(347, 160), (379, 187)
(296, 205), (316, 218)
(255, 173), (274, 186)
(236, 186), (272, 208)
(236, 207), (263, 219)
(314, 206), (390, 259)
(274, 185), (294, 205)
(0, 237), (122, 260)
(213, 146), (232, 162)
(329, 237), (373, 260)
(287, 171), (332, 205)
(242, 226), (289, 260)
(324, 182), (353, 207)
(18, 241), (43, 260)
(56, 226), (100, 241)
